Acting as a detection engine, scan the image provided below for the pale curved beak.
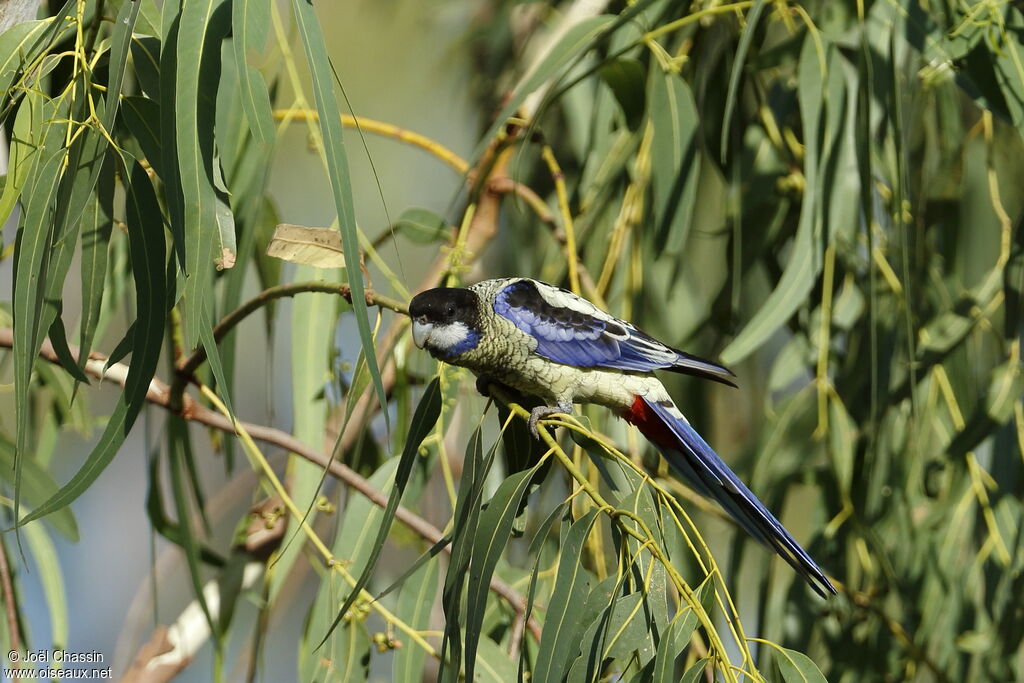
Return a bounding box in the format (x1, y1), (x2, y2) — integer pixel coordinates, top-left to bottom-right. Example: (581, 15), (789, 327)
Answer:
(411, 320), (432, 349)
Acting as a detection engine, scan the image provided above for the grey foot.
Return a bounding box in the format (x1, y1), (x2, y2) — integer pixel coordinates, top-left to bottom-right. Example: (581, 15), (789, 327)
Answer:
(528, 402), (572, 439)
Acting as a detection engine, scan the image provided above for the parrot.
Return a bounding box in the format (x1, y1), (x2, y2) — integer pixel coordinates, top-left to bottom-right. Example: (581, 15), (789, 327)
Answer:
(409, 277), (835, 597)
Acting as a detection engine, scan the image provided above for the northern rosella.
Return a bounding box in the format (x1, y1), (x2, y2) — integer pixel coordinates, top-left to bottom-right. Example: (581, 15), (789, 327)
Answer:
(409, 277), (835, 597)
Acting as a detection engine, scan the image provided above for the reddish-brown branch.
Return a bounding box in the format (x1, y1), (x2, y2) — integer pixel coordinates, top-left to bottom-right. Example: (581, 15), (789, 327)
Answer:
(0, 328), (540, 641)
(0, 534), (23, 657)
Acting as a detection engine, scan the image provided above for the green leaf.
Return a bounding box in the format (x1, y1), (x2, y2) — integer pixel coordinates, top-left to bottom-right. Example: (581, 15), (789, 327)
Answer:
(77, 155), (115, 372)
(0, 18), (64, 106)
(103, 0), (140, 134)
(232, 0), (274, 143)
(598, 57), (646, 130)
(290, 0), (388, 431)
(335, 458), (401, 575)
(129, 36), (162, 100)
(167, 417), (218, 638)
(721, 35), (828, 365)
(302, 461), (401, 680)
(23, 521), (68, 648)
(392, 555), (439, 683)
(302, 574), (372, 683)
(268, 265), (343, 602)
(0, 89), (42, 227)
(0, 436), (77, 541)
(320, 377), (442, 647)
(123, 96), (163, 173)
(40, 301), (86, 384)
(680, 657), (709, 683)
(720, 0), (767, 159)
(575, 590), (658, 679)
(648, 69), (700, 254)
(16, 162), (168, 527)
(439, 428), (500, 682)
(828, 394), (856, 495)
(13, 147), (68, 530)
(775, 646), (828, 683)
(652, 608), (700, 681)
(991, 11), (1024, 141)
(566, 575), (617, 683)
(176, 0), (234, 350)
(394, 207), (454, 244)
(464, 465), (541, 681)
(160, 12), (186, 270)
(474, 637), (518, 683)
(144, 450), (226, 567)
(477, 14), (616, 156)
(534, 509), (601, 683)
(212, 551), (252, 636)
(517, 501), (568, 679)
(606, 593), (655, 664)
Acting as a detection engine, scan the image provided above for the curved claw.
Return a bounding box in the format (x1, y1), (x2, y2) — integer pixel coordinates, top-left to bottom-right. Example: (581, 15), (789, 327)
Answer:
(528, 403), (572, 440)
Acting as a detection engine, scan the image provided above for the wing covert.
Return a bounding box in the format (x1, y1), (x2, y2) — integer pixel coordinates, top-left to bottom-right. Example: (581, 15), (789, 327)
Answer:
(493, 279), (677, 371)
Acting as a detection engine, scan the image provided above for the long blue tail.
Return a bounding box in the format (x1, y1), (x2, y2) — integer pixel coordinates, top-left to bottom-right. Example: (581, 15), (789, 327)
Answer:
(625, 396), (835, 597)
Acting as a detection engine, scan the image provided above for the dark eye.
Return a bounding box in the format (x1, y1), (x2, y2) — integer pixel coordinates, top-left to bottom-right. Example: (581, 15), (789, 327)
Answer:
(444, 305), (456, 318)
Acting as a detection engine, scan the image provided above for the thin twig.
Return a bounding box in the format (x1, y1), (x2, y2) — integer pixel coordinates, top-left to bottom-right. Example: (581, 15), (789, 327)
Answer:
(0, 328), (541, 642)
(274, 109), (470, 174)
(171, 282), (406, 405)
(486, 175), (601, 298)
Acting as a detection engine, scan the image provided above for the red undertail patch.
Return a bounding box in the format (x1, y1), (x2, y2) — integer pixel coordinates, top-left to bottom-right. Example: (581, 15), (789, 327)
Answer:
(620, 395), (678, 450)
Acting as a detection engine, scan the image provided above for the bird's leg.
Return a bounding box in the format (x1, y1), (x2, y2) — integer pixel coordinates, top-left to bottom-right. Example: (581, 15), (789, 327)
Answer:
(528, 402), (573, 440)
(475, 374), (503, 398)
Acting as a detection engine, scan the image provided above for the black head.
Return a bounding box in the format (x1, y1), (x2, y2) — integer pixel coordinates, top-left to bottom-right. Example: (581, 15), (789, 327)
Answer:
(409, 287), (482, 357)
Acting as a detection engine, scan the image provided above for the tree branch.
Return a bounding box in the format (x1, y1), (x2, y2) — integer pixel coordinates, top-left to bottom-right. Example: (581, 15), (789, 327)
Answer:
(0, 534), (23, 657)
(0, 328), (540, 641)
(171, 282), (407, 407)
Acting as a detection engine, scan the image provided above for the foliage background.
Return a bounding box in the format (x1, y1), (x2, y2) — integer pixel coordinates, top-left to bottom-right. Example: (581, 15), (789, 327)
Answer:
(0, 0), (1022, 681)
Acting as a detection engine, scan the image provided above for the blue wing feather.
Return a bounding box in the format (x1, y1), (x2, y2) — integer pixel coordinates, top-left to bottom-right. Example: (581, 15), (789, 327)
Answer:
(494, 280), (680, 372)
(640, 397), (835, 597)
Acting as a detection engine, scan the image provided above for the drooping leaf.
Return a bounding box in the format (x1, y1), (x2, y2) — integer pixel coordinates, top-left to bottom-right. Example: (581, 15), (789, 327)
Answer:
(648, 69), (701, 254)
(290, 0), (388, 430)
(439, 427), (501, 682)
(775, 646), (828, 683)
(720, 0), (767, 159)
(392, 553), (440, 683)
(77, 155), (115, 373)
(319, 377), (442, 647)
(484, 15), (616, 148)
(652, 607), (700, 681)
(464, 465), (542, 681)
(231, 0), (274, 143)
(16, 162), (168, 527)
(394, 208), (454, 244)
(175, 0), (234, 349)
(721, 35), (829, 365)
(0, 436), (77, 541)
(534, 509), (601, 683)
(13, 148), (68, 529)
(598, 57), (646, 130)
(23, 521), (68, 649)
(266, 262), (343, 602)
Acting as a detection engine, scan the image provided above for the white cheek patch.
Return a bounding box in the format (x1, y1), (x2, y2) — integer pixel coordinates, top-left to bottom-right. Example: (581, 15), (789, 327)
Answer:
(429, 321), (470, 351)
